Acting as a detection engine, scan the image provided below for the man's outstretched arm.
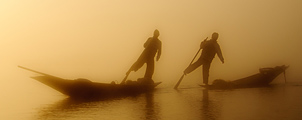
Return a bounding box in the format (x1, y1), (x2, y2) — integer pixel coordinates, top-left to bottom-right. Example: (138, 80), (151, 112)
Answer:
(216, 44), (224, 63)
(156, 41), (162, 61)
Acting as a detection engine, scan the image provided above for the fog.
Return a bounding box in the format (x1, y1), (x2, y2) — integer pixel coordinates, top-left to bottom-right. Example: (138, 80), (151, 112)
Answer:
(1, 0), (302, 87)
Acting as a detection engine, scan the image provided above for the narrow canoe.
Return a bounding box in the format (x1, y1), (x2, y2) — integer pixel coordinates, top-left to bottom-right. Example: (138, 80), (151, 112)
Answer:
(201, 65), (288, 89)
(19, 66), (161, 99)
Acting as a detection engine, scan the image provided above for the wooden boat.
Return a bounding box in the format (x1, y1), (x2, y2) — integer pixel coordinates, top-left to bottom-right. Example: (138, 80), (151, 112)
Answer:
(201, 65), (288, 89)
(19, 66), (161, 99)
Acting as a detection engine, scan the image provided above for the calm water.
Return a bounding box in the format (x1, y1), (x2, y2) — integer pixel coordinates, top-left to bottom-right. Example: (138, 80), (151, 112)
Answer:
(1, 74), (302, 120)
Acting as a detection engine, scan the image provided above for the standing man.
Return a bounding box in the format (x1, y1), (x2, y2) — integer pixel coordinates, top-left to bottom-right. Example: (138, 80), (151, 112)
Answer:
(126, 29), (162, 83)
(184, 32), (224, 85)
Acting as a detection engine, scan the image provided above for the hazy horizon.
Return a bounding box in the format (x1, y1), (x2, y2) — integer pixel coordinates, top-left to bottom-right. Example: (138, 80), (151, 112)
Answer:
(1, 0), (302, 85)
(1, 1), (302, 119)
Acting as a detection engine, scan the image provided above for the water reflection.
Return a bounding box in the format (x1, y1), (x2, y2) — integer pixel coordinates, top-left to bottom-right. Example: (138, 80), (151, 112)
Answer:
(35, 98), (101, 119)
(29, 84), (302, 120)
(144, 92), (159, 120)
(35, 92), (160, 120)
(171, 87), (222, 120)
(200, 89), (221, 120)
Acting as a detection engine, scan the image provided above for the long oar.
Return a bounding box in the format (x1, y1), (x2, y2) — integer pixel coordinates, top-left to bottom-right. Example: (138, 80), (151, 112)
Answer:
(174, 47), (202, 89)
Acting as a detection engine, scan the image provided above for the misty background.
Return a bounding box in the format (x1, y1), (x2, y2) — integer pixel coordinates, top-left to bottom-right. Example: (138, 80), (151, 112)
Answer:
(1, 0), (302, 88)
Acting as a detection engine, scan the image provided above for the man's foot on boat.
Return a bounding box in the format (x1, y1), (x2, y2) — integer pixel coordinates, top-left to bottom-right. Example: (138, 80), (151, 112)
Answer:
(203, 83), (209, 86)
(199, 83), (209, 87)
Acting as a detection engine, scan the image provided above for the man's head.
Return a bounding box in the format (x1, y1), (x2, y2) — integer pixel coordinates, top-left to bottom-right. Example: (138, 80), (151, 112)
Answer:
(212, 32), (219, 41)
(153, 29), (160, 38)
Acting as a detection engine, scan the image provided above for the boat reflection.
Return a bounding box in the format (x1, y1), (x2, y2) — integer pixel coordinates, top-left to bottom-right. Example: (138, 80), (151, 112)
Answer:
(35, 91), (160, 120)
(144, 92), (160, 120)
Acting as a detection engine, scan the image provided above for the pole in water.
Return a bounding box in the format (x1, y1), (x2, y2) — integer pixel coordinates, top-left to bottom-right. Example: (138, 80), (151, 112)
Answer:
(174, 43), (203, 89)
(174, 74), (184, 89)
(120, 73), (130, 84)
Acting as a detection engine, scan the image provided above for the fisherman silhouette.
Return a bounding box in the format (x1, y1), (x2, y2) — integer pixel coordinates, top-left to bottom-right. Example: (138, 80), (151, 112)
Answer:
(184, 32), (224, 85)
(126, 29), (162, 84)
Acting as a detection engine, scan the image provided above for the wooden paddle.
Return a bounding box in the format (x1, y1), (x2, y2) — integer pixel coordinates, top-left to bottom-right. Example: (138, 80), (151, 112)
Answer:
(174, 46), (202, 89)
(174, 37), (208, 89)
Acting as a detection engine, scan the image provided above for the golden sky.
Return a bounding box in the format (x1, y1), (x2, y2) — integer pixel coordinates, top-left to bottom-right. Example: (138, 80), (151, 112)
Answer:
(1, 0), (302, 83)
